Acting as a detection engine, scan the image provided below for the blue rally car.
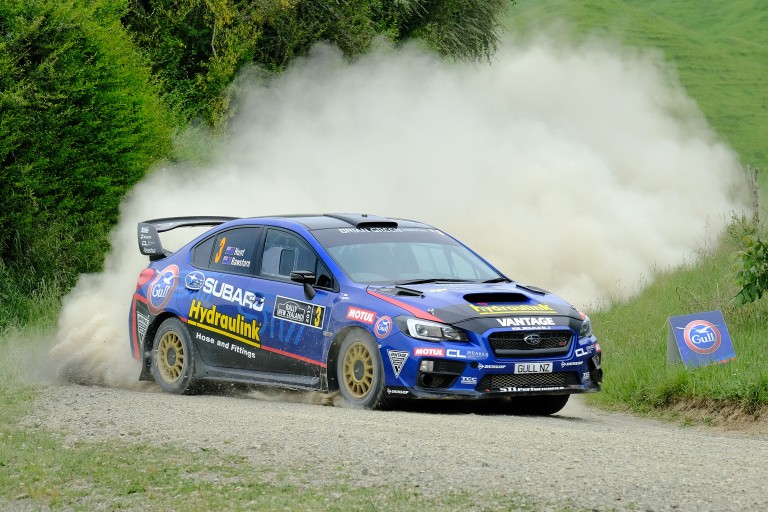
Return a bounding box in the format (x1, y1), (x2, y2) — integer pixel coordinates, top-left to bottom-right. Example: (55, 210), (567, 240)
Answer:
(130, 214), (602, 414)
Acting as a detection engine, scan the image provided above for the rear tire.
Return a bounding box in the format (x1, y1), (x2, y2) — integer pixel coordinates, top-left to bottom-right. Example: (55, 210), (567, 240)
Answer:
(509, 394), (569, 416)
(151, 318), (199, 394)
(336, 331), (389, 409)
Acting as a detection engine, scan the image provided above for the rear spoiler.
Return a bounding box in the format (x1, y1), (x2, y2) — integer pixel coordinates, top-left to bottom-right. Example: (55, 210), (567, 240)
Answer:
(138, 216), (238, 260)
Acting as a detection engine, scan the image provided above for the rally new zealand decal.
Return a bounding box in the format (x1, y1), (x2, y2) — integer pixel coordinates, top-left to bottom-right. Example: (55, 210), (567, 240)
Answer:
(273, 296), (326, 329)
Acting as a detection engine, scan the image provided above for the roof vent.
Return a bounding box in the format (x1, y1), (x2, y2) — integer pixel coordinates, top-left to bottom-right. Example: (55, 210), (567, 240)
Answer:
(324, 213), (398, 229)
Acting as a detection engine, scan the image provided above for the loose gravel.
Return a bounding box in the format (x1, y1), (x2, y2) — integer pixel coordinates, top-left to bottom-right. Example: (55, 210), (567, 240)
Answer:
(22, 385), (768, 511)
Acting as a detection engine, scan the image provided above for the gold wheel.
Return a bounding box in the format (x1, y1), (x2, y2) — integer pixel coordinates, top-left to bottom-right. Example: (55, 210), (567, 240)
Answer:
(156, 330), (185, 384)
(341, 340), (375, 399)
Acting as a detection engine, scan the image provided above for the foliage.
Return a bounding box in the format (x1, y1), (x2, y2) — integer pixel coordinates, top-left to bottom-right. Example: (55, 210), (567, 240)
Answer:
(122, 0), (513, 126)
(0, 0), (174, 329)
(733, 234), (768, 305)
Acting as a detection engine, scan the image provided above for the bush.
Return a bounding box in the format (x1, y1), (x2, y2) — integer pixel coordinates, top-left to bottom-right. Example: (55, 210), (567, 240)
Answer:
(0, 0), (174, 329)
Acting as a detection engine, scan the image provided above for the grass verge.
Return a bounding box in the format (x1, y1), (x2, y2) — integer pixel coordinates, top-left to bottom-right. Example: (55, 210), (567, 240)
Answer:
(586, 220), (768, 422)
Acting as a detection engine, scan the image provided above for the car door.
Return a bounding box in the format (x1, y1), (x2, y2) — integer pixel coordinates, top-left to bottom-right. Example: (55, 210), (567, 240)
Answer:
(182, 226), (266, 369)
(250, 227), (337, 378)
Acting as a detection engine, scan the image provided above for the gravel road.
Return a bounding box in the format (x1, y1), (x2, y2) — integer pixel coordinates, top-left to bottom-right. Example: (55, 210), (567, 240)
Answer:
(22, 384), (768, 511)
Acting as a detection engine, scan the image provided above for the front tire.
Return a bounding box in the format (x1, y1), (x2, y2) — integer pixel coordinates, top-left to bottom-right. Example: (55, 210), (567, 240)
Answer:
(509, 394), (570, 416)
(151, 318), (199, 394)
(336, 331), (388, 409)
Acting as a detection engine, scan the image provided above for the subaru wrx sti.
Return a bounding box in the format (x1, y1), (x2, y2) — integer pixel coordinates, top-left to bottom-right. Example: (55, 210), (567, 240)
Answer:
(129, 214), (602, 414)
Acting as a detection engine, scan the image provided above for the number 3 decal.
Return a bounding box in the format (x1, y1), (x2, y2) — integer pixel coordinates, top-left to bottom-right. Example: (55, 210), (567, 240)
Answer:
(215, 237), (227, 263)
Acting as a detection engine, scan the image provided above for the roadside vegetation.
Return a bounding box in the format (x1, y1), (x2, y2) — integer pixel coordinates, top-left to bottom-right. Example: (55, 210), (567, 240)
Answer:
(504, 0), (768, 420)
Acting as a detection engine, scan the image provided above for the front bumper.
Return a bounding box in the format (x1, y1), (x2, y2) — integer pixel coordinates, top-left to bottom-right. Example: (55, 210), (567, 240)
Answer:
(382, 331), (602, 399)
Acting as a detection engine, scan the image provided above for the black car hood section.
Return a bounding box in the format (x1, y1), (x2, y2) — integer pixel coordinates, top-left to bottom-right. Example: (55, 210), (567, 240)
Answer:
(368, 282), (581, 334)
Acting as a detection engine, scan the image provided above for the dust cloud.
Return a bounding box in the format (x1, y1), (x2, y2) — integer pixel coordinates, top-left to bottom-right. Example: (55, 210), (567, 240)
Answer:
(50, 36), (746, 388)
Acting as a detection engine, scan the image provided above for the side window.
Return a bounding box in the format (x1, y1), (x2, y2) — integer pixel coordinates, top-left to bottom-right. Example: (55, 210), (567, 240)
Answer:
(191, 236), (215, 268)
(205, 227), (260, 275)
(260, 229), (334, 289)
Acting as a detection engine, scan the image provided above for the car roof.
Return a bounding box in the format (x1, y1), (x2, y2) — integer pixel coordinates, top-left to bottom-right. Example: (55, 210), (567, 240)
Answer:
(240, 213), (434, 231)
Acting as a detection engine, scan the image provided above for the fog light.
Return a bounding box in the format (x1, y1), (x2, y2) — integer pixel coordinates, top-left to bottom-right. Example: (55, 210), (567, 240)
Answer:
(419, 360), (434, 372)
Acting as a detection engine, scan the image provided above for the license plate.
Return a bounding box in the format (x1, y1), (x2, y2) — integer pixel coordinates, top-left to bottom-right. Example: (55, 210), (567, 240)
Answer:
(514, 362), (553, 374)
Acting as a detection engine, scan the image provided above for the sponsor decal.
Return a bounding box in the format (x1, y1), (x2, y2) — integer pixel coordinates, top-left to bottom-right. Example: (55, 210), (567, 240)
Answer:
(148, 264), (179, 314)
(386, 388), (409, 395)
(346, 306), (376, 325)
(466, 350), (489, 358)
(202, 278), (264, 311)
(683, 320), (721, 355)
(514, 362), (553, 374)
(185, 271), (205, 291)
(575, 346), (594, 358)
(446, 349), (466, 359)
(375, 316), (392, 338)
(460, 376), (478, 385)
(497, 317), (556, 327)
(499, 386), (565, 392)
(188, 299), (261, 347)
(136, 311), (149, 342)
(141, 226), (149, 234)
(195, 332), (257, 359)
(388, 350), (409, 378)
(414, 347), (445, 357)
(337, 227), (441, 234)
(273, 296), (325, 329)
(560, 361), (583, 367)
(478, 363), (506, 370)
(470, 303), (556, 316)
(582, 372), (591, 382)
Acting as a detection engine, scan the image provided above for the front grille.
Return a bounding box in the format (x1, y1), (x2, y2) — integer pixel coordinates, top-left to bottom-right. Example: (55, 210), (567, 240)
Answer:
(476, 372), (580, 391)
(488, 329), (572, 358)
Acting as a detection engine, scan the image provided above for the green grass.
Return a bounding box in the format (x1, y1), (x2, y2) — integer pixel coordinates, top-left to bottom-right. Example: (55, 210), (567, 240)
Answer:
(586, 219), (768, 417)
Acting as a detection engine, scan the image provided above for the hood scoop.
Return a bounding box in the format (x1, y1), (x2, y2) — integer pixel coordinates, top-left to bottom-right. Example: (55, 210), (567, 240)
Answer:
(464, 292), (530, 304)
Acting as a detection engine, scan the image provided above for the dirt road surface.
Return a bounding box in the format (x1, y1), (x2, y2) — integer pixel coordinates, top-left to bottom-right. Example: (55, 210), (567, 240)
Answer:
(24, 385), (768, 511)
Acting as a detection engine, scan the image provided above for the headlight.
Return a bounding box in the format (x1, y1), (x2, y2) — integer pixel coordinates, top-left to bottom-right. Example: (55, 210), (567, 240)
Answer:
(579, 313), (593, 338)
(395, 316), (468, 342)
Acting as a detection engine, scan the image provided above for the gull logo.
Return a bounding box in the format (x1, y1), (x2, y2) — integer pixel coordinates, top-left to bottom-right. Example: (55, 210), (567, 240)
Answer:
(524, 333), (541, 346)
(388, 350), (409, 378)
(148, 264), (179, 314)
(682, 320), (722, 354)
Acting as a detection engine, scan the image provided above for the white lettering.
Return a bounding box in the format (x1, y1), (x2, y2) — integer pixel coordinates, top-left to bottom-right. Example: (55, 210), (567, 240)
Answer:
(497, 317), (556, 327)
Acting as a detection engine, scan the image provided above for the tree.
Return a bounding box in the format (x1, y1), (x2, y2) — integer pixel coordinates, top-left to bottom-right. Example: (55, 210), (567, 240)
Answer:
(123, 0), (513, 126)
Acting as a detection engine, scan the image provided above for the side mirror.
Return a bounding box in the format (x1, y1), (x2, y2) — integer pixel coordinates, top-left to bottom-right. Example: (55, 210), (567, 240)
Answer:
(290, 271), (317, 300)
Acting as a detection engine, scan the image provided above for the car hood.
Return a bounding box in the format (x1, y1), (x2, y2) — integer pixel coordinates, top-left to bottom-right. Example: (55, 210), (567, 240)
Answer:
(367, 282), (582, 333)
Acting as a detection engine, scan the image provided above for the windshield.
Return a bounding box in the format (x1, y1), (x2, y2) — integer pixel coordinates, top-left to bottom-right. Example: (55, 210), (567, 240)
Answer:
(312, 227), (503, 285)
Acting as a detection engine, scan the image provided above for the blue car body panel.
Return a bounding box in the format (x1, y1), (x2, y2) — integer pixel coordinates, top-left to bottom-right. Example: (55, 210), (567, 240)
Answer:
(129, 214), (602, 399)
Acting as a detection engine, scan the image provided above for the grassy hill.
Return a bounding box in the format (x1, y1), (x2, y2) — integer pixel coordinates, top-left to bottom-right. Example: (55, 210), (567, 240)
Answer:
(504, 0), (768, 182)
(504, 0), (768, 421)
